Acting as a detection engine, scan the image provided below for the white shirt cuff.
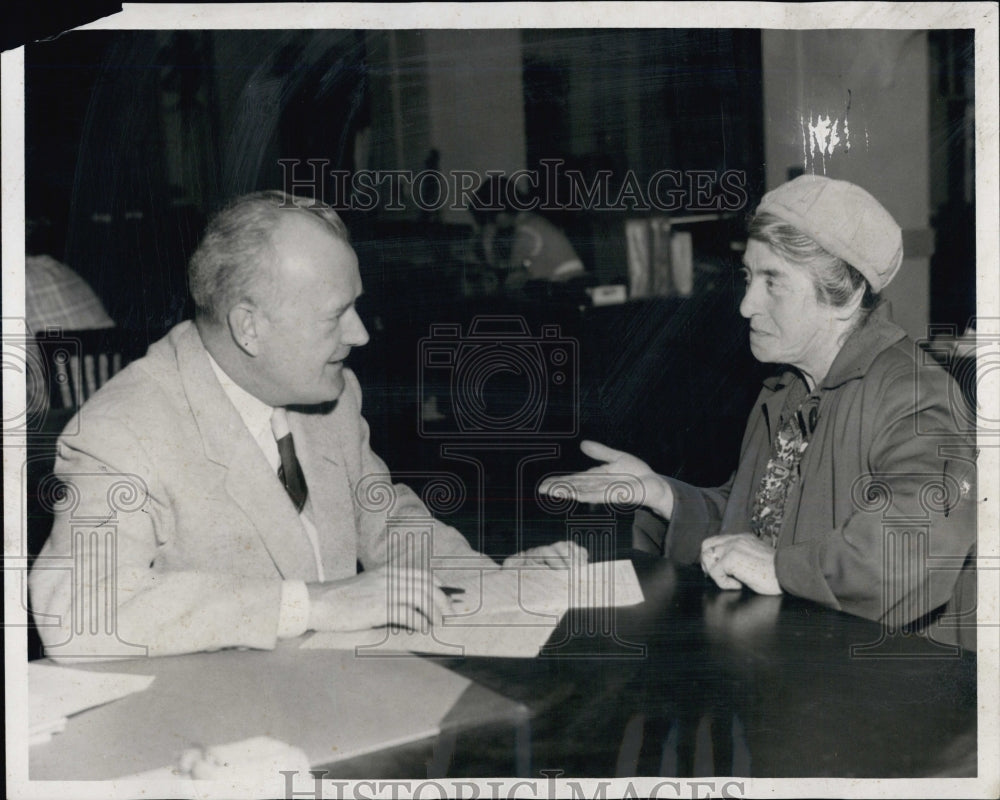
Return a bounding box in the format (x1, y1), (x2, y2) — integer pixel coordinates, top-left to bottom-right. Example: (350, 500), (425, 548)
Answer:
(277, 580), (310, 639)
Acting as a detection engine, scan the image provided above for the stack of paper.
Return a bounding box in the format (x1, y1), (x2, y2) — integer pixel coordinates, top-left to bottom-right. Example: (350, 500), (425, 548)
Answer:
(303, 560), (644, 658)
(29, 664), (154, 746)
(440, 559), (644, 616)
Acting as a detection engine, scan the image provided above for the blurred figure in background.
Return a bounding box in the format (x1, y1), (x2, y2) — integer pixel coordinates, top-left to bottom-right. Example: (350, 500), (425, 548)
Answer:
(470, 175), (585, 291)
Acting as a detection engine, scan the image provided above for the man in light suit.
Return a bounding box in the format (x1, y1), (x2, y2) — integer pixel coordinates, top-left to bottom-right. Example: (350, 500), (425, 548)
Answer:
(29, 191), (581, 660)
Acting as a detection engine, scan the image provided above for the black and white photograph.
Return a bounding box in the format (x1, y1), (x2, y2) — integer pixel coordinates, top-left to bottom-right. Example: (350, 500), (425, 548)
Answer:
(3, 3), (998, 799)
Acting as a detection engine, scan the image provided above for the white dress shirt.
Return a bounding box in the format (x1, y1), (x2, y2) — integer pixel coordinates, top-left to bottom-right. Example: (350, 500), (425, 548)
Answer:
(207, 355), (323, 638)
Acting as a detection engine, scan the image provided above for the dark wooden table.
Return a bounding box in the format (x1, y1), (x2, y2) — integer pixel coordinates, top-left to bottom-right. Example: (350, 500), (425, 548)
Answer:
(322, 552), (976, 779)
(28, 553), (977, 782)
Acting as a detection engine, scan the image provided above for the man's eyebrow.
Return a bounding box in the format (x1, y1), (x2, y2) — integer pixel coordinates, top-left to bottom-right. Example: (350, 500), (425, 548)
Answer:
(328, 294), (362, 316)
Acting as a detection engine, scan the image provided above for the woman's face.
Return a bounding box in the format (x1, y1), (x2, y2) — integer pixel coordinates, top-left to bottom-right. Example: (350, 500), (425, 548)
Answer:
(739, 239), (844, 377)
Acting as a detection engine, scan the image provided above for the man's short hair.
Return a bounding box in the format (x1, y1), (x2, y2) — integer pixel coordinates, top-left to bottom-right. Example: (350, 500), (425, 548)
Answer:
(188, 191), (350, 323)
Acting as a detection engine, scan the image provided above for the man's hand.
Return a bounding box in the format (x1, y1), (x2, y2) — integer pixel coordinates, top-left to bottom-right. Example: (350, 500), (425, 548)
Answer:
(538, 440), (674, 519)
(503, 540), (589, 569)
(306, 566), (451, 632)
(700, 533), (782, 595)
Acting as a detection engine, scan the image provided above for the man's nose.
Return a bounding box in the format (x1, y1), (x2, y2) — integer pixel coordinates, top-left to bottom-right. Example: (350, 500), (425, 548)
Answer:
(344, 308), (370, 347)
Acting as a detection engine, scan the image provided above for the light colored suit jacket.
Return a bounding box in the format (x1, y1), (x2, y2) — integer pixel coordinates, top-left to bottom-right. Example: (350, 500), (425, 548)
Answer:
(29, 321), (483, 659)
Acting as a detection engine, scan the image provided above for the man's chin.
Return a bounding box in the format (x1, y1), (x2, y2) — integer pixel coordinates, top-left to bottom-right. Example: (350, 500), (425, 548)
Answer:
(316, 372), (346, 403)
(327, 370), (348, 399)
(287, 375), (346, 409)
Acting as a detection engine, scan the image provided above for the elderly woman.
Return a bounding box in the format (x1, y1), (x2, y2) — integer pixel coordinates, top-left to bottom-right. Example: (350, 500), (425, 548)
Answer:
(543, 176), (977, 642)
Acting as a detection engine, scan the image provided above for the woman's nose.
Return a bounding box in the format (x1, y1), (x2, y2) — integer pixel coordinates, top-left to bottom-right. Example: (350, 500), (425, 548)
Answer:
(739, 281), (757, 319)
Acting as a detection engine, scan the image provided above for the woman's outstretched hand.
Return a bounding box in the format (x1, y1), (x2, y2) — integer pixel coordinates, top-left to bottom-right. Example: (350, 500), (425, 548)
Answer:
(538, 440), (674, 519)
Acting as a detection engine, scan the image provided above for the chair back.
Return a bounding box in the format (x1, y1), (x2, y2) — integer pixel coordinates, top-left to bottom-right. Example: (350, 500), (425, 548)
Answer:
(35, 328), (145, 411)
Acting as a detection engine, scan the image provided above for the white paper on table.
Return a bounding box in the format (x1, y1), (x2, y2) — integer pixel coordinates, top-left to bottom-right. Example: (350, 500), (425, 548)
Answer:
(28, 717), (66, 747)
(440, 559), (644, 618)
(29, 664), (155, 740)
(302, 560), (643, 658)
(568, 559), (645, 608)
(301, 618), (558, 658)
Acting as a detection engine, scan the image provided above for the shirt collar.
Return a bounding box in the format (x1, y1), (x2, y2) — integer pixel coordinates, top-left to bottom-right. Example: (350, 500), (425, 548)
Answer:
(207, 354), (274, 441)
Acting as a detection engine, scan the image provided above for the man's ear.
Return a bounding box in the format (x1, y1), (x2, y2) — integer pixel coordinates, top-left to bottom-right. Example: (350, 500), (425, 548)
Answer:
(228, 303), (260, 356)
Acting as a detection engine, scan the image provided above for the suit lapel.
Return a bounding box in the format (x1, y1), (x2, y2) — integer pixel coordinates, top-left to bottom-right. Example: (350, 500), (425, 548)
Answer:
(174, 324), (318, 580)
(223, 436), (319, 580)
(290, 409), (358, 581)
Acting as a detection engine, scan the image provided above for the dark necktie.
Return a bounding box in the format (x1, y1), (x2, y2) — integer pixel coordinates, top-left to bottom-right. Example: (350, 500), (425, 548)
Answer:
(271, 408), (308, 513)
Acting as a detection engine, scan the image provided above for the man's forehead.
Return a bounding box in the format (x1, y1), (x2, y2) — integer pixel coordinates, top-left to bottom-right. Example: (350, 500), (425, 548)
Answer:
(269, 213), (357, 272)
(271, 209), (348, 246)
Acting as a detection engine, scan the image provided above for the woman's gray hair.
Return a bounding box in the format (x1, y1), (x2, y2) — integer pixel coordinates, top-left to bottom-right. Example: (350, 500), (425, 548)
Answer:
(748, 211), (878, 314)
(188, 191), (350, 323)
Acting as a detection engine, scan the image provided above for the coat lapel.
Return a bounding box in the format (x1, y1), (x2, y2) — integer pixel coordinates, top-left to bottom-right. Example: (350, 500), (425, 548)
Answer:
(173, 323), (318, 580)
